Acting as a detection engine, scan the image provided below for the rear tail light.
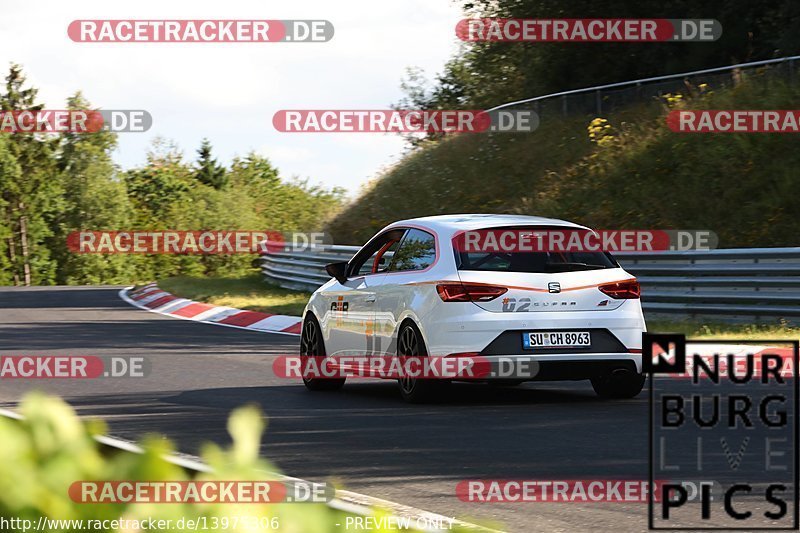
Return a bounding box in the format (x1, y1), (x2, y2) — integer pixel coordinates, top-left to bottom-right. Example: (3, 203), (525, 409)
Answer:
(599, 279), (641, 299)
(436, 282), (508, 302)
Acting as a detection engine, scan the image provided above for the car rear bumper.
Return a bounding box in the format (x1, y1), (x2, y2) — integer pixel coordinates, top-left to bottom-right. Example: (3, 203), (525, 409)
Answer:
(421, 302), (646, 357)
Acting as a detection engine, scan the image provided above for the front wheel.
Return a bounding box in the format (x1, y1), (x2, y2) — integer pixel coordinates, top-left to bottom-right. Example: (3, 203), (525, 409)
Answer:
(591, 372), (645, 399)
(300, 316), (345, 391)
(396, 323), (449, 403)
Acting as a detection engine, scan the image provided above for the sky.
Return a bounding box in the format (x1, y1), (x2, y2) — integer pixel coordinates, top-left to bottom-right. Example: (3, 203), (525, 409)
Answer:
(0, 0), (465, 196)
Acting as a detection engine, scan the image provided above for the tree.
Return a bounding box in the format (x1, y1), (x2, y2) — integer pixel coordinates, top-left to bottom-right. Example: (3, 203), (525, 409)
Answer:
(0, 64), (61, 285)
(195, 138), (227, 190)
(52, 92), (134, 284)
(228, 152), (344, 231)
(400, 0), (800, 113)
(0, 135), (20, 284)
(0, 63), (344, 285)
(125, 139), (193, 226)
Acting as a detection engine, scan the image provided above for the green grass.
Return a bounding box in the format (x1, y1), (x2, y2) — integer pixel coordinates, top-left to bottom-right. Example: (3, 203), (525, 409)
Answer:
(158, 274), (311, 316)
(326, 72), (800, 248)
(647, 319), (800, 341)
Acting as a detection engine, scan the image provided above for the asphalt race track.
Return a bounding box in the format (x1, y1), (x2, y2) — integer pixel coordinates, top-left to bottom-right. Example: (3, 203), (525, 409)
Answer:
(0, 286), (706, 532)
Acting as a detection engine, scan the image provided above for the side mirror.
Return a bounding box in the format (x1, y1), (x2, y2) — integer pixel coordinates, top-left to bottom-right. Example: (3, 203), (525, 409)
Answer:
(325, 261), (348, 284)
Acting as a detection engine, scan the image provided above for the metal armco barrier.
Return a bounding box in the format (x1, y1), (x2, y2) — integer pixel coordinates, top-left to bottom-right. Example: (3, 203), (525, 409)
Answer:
(261, 246), (800, 321)
(618, 248), (800, 320)
(484, 55), (800, 120)
(260, 244), (361, 291)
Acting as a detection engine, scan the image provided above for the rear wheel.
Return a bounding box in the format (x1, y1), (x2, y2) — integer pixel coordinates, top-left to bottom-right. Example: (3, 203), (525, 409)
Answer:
(300, 316), (345, 391)
(397, 323), (449, 403)
(591, 371), (645, 399)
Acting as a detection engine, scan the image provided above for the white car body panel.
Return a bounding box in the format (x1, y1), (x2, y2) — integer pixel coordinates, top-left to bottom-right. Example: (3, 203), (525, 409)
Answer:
(305, 214), (646, 377)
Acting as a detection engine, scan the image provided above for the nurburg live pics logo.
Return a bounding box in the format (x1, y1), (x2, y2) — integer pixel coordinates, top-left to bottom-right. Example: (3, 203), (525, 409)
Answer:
(644, 333), (799, 530)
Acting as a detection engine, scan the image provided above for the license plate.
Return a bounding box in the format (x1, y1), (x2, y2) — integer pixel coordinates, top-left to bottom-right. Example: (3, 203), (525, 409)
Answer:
(522, 331), (591, 348)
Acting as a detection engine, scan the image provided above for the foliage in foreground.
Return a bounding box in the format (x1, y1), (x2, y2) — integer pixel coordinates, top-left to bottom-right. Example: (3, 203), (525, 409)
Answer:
(0, 393), (434, 532)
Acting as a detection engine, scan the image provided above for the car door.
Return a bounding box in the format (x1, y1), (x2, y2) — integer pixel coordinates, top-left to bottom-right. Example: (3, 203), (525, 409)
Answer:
(323, 228), (406, 357)
(370, 228), (438, 355)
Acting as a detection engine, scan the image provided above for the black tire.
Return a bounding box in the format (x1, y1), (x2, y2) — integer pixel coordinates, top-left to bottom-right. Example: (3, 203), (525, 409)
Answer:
(396, 323), (449, 403)
(300, 315), (345, 391)
(591, 372), (645, 399)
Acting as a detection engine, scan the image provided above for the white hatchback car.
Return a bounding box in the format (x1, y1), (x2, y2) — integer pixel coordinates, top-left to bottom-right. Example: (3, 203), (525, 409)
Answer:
(301, 214), (646, 402)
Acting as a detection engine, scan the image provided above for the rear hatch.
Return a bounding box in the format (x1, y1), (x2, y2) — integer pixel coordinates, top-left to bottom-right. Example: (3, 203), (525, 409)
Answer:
(453, 225), (634, 312)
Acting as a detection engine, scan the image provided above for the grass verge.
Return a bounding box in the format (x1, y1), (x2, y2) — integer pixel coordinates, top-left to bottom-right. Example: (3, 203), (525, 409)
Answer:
(155, 276), (799, 340)
(327, 72), (800, 248)
(158, 274), (311, 316)
(647, 319), (800, 341)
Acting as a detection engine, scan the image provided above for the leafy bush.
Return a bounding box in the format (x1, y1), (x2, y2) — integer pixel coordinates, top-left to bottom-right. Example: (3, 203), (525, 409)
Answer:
(0, 393), (427, 532)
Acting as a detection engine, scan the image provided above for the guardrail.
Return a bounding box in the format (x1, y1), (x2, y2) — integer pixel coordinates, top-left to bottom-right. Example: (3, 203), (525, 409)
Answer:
(260, 244), (361, 291)
(484, 55), (800, 119)
(261, 246), (800, 321)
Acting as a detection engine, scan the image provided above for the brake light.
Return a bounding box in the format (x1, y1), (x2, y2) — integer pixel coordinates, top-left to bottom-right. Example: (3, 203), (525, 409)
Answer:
(599, 279), (641, 299)
(436, 282), (508, 302)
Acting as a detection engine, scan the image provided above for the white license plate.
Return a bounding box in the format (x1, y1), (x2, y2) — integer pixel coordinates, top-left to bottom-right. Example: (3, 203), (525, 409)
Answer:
(523, 331), (591, 348)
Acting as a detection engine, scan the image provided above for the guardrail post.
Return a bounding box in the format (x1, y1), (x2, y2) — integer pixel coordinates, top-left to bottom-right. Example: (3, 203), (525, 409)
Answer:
(595, 89), (602, 115)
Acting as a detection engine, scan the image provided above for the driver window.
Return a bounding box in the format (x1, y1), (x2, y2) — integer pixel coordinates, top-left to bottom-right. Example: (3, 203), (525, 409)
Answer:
(348, 229), (407, 277)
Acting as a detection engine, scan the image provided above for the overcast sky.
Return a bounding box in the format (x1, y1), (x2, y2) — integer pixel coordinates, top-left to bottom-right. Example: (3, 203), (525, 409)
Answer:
(0, 0), (465, 195)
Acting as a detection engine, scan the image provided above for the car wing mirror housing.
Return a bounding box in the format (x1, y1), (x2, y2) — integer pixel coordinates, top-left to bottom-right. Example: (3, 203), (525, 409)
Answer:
(325, 261), (348, 284)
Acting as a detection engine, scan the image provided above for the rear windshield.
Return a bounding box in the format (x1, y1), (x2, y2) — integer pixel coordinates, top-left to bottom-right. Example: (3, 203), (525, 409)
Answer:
(455, 226), (619, 273)
(457, 250), (618, 272)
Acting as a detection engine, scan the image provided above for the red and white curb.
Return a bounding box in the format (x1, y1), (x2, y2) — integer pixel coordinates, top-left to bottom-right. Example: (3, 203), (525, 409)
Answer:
(119, 283), (303, 336)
